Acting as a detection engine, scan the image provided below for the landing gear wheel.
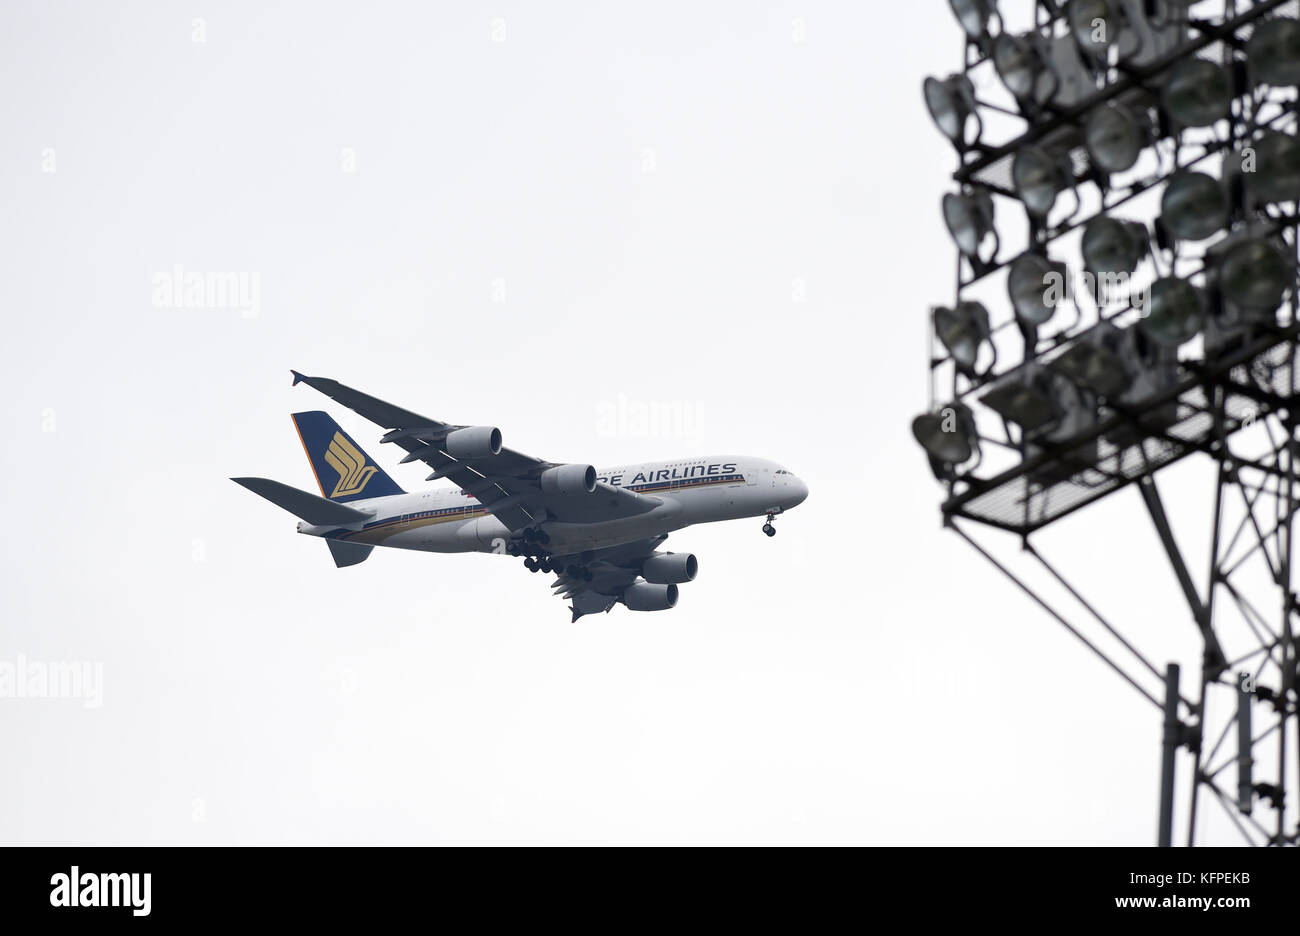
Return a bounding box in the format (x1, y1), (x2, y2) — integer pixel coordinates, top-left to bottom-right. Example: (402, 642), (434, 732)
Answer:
(524, 558), (538, 572)
(763, 523), (776, 537)
(506, 542), (519, 556)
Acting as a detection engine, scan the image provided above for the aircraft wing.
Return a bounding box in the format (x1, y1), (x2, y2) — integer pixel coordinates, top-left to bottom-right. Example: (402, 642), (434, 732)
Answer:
(290, 371), (661, 531)
(546, 536), (671, 621)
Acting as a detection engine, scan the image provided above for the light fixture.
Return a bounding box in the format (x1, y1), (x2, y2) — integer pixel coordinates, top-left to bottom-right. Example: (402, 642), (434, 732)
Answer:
(924, 74), (981, 147)
(1048, 327), (1134, 399)
(1203, 260), (1280, 355)
(1009, 252), (1068, 327)
(948, 0), (997, 40)
(980, 368), (1061, 434)
(1122, 328), (1179, 401)
(1107, 330), (1180, 448)
(994, 33), (1057, 105)
(1220, 238), (1292, 310)
(1025, 376), (1101, 481)
(1069, 0), (1126, 57)
(1082, 217), (1149, 277)
(1013, 145), (1072, 217)
(912, 403), (979, 467)
(934, 302), (994, 378)
(1084, 103), (1149, 173)
(943, 190), (997, 260)
(1251, 132), (1300, 204)
(1161, 58), (1231, 128)
(1247, 17), (1300, 86)
(1160, 171), (1227, 241)
(1139, 276), (1204, 348)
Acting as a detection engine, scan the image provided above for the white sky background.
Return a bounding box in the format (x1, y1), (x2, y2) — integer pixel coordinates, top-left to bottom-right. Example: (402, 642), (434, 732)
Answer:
(0, 0), (1259, 843)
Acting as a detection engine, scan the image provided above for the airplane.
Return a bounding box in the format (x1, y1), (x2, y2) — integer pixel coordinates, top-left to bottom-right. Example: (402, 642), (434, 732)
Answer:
(233, 372), (809, 620)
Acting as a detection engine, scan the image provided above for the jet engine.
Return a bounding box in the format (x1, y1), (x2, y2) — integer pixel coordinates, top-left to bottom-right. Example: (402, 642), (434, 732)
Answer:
(444, 426), (502, 459)
(540, 463), (597, 496)
(622, 582), (679, 611)
(641, 553), (698, 584)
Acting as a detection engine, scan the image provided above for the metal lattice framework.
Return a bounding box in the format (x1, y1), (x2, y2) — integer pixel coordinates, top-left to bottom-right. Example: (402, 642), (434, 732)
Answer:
(922, 0), (1300, 845)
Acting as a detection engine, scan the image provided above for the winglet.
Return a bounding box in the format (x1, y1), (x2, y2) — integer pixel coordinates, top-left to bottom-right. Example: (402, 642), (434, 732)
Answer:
(291, 369), (306, 386)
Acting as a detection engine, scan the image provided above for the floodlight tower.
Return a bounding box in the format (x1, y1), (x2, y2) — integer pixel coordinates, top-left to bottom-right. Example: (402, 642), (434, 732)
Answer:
(918, 0), (1300, 846)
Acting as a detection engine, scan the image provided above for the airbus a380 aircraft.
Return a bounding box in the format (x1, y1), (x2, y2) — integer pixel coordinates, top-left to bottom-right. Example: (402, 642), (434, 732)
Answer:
(234, 372), (808, 620)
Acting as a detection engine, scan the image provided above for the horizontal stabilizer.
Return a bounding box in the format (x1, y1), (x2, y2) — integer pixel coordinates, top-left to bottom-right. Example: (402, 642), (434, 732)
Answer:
(327, 540), (373, 568)
(231, 477), (373, 526)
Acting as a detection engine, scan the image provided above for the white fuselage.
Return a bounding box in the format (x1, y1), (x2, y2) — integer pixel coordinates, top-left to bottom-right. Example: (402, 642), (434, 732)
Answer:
(297, 456), (807, 556)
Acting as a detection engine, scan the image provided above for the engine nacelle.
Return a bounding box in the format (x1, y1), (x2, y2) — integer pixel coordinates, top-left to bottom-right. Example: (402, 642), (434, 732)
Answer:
(444, 426), (502, 459)
(641, 553), (698, 584)
(540, 463), (597, 496)
(622, 582), (679, 612)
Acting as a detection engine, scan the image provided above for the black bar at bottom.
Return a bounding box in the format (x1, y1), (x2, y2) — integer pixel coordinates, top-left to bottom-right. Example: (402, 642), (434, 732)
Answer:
(0, 845), (1290, 923)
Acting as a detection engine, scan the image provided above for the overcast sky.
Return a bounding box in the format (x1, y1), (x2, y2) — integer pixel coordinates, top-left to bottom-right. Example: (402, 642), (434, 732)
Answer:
(0, 0), (1260, 844)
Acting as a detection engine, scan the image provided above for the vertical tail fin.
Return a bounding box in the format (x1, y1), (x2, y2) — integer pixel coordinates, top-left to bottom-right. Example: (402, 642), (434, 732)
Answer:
(291, 411), (404, 502)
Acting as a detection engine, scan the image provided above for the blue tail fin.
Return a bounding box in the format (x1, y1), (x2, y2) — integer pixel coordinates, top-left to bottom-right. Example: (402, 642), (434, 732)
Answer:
(291, 411), (404, 502)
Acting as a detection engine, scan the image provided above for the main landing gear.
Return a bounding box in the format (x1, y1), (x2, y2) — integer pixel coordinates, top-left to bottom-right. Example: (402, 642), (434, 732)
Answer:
(523, 555), (592, 580)
(507, 527), (550, 556)
(513, 528), (590, 579)
(762, 512), (777, 537)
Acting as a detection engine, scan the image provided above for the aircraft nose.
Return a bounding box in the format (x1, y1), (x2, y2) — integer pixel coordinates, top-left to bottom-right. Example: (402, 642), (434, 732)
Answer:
(787, 476), (808, 508)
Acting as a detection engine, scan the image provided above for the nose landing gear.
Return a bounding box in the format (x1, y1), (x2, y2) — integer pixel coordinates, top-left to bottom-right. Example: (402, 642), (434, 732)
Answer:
(762, 512), (777, 537)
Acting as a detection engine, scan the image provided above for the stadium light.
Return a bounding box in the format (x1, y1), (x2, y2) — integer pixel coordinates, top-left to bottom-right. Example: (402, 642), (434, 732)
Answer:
(1161, 58), (1231, 127)
(1250, 132), (1300, 204)
(920, 0), (1300, 848)
(911, 403), (979, 470)
(943, 190), (998, 260)
(934, 302), (995, 378)
(1013, 145), (1073, 217)
(1048, 325), (1133, 398)
(1220, 237), (1292, 310)
(980, 367), (1062, 433)
(1246, 16), (1300, 86)
(1082, 217), (1149, 277)
(1008, 252), (1067, 327)
(1140, 276), (1204, 347)
(1160, 170), (1228, 241)
(948, 0), (997, 41)
(925, 74), (982, 148)
(994, 33), (1057, 105)
(1084, 103), (1149, 173)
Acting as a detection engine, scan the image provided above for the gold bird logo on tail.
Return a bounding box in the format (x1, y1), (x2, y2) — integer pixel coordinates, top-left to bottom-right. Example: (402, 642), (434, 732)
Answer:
(323, 431), (379, 497)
